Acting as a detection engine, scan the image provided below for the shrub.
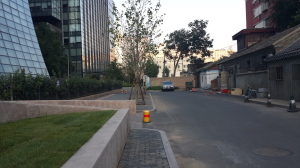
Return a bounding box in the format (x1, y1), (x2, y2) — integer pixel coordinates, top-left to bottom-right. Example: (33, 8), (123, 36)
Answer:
(0, 70), (122, 100)
(147, 86), (162, 90)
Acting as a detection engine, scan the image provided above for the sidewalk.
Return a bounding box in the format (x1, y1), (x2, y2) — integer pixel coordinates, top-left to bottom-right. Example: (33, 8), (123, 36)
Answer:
(95, 88), (179, 168)
(198, 89), (299, 111)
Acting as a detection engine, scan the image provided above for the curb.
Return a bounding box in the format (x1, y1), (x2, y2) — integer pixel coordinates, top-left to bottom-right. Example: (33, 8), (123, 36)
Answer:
(149, 93), (157, 112)
(134, 128), (179, 168)
(213, 91), (300, 111)
(136, 93), (157, 112)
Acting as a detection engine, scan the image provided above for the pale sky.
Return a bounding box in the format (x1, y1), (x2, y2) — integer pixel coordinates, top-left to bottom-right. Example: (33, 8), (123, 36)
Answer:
(113, 0), (246, 51)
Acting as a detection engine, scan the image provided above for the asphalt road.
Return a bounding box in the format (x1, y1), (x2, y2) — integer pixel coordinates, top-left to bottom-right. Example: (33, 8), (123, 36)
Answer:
(144, 90), (300, 168)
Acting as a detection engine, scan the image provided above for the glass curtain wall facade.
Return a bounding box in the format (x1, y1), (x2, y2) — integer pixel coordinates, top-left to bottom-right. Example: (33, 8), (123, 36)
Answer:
(29, 0), (61, 22)
(0, 0), (48, 75)
(63, 0), (110, 76)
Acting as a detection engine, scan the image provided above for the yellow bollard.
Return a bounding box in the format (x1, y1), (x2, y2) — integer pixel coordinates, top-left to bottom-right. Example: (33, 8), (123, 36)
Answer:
(143, 110), (150, 123)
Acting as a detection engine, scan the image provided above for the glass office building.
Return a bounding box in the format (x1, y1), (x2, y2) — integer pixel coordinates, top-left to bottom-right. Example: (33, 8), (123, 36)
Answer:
(0, 0), (49, 75)
(28, 0), (111, 76)
(62, 0), (111, 76)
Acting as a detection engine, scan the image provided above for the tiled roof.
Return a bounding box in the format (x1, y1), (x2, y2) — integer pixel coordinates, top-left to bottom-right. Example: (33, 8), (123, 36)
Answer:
(218, 24), (300, 64)
(195, 58), (225, 73)
(265, 38), (300, 62)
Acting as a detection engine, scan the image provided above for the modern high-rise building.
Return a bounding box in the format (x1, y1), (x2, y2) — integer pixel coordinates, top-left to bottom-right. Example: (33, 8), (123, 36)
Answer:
(0, 0), (49, 75)
(28, 0), (112, 76)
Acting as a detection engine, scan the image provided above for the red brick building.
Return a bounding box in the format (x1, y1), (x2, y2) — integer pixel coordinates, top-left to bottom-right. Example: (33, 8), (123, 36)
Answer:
(233, 0), (276, 52)
(246, 0), (274, 28)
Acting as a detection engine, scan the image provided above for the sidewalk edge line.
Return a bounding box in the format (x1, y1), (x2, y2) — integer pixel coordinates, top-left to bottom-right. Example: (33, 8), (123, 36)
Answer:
(149, 93), (156, 112)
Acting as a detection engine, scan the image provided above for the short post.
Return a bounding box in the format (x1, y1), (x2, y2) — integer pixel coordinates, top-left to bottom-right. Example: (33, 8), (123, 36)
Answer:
(267, 94), (272, 107)
(143, 110), (150, 123)
(244, 95), (250, 103)
(287, 96), (298, 112)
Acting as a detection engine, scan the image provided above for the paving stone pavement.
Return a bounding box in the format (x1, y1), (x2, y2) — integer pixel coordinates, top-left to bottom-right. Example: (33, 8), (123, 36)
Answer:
(118, 129), (170, 168)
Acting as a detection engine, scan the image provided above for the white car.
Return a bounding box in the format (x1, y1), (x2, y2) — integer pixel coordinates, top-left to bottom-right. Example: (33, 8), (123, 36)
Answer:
(162, 81), (174, 91)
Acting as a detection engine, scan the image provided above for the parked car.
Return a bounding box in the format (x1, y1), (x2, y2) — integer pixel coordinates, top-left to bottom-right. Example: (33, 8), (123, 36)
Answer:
(162, 81), (174, 91)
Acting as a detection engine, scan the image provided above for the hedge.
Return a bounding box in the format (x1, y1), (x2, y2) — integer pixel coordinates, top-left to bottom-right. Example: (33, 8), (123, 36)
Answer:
(0, 70), (122, 100)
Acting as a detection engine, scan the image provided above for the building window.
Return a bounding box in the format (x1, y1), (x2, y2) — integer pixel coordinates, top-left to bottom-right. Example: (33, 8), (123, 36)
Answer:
(269, 66), (283, 80)
(276, 66), (283, 80)
(292, 64), (300, 80)
(247, 60), (251, 68)
(261, 55), (266, 62)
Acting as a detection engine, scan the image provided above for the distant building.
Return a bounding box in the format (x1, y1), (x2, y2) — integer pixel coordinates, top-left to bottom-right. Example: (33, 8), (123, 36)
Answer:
(204, 49), (231, 63)
(0, 0), (49, 75)
(246, 0), (273, 29)
(233, 0), (277, 52)
(29, 0), (112, 76)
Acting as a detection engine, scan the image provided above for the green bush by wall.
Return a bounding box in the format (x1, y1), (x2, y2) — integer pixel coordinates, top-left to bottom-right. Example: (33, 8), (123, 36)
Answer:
(0, 70), (122, 100)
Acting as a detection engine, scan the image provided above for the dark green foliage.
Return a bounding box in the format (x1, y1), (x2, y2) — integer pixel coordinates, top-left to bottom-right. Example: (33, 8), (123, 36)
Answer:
(162, 67), (170, 77)
(164, 20), (213, 76)
(270, 0), (300, 31)
(0, 70), (122, 100)
(147, 86), (162, 90)
(122, 83), (133, 87)
(144, 60), (159, 77)
(105, 59), (124, 81)
(123, 65), (135, 84)
(35, 23), (72, 77)
(190, 56), (206, 69)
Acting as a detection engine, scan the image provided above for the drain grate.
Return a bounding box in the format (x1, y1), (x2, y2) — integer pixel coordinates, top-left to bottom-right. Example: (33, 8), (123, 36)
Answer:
(253, 147), (293, 157)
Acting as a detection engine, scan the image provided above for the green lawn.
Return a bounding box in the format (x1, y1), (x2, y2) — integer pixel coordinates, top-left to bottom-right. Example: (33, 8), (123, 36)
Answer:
(0, 110), (116, 168)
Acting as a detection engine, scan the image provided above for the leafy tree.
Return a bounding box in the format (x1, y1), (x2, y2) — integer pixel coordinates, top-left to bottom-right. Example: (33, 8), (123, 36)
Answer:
(144, 60), (159, 77)
(162, 67), (170, 77)
(105, 59), (124, 81)
(35, 23), (71, 77)
(269, 0), (300, 31)
(164, 20), (213, 77)
(110, 0), (164, 102)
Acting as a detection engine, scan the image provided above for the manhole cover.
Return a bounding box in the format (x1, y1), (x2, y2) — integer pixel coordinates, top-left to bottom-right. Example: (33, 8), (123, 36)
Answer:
(253, 147), (293, 157)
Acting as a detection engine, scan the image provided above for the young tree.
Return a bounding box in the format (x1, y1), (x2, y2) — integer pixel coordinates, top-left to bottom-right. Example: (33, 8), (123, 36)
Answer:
(144, 60), (159, 77)
(269, 0), (300, 31)
(110, 0), (164, 103)
(164, 20), (213, 77)
(35, 23), (71, 77)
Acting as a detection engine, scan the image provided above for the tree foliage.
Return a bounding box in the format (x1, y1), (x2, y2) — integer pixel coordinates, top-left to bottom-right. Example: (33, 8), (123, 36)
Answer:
(110, 0), (164, 81)
(105, 59), (124, 80)
(35, 23), (71, 77)
(110, 0), (164, 102)
(144, 60), (159, 77)
(162, 67), (170, 77)
(164, 20), (213, 77)
(270, 0), (300, 31)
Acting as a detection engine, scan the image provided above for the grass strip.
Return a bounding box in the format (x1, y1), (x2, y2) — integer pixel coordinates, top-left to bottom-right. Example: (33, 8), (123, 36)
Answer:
(0, 110), (117, 168)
